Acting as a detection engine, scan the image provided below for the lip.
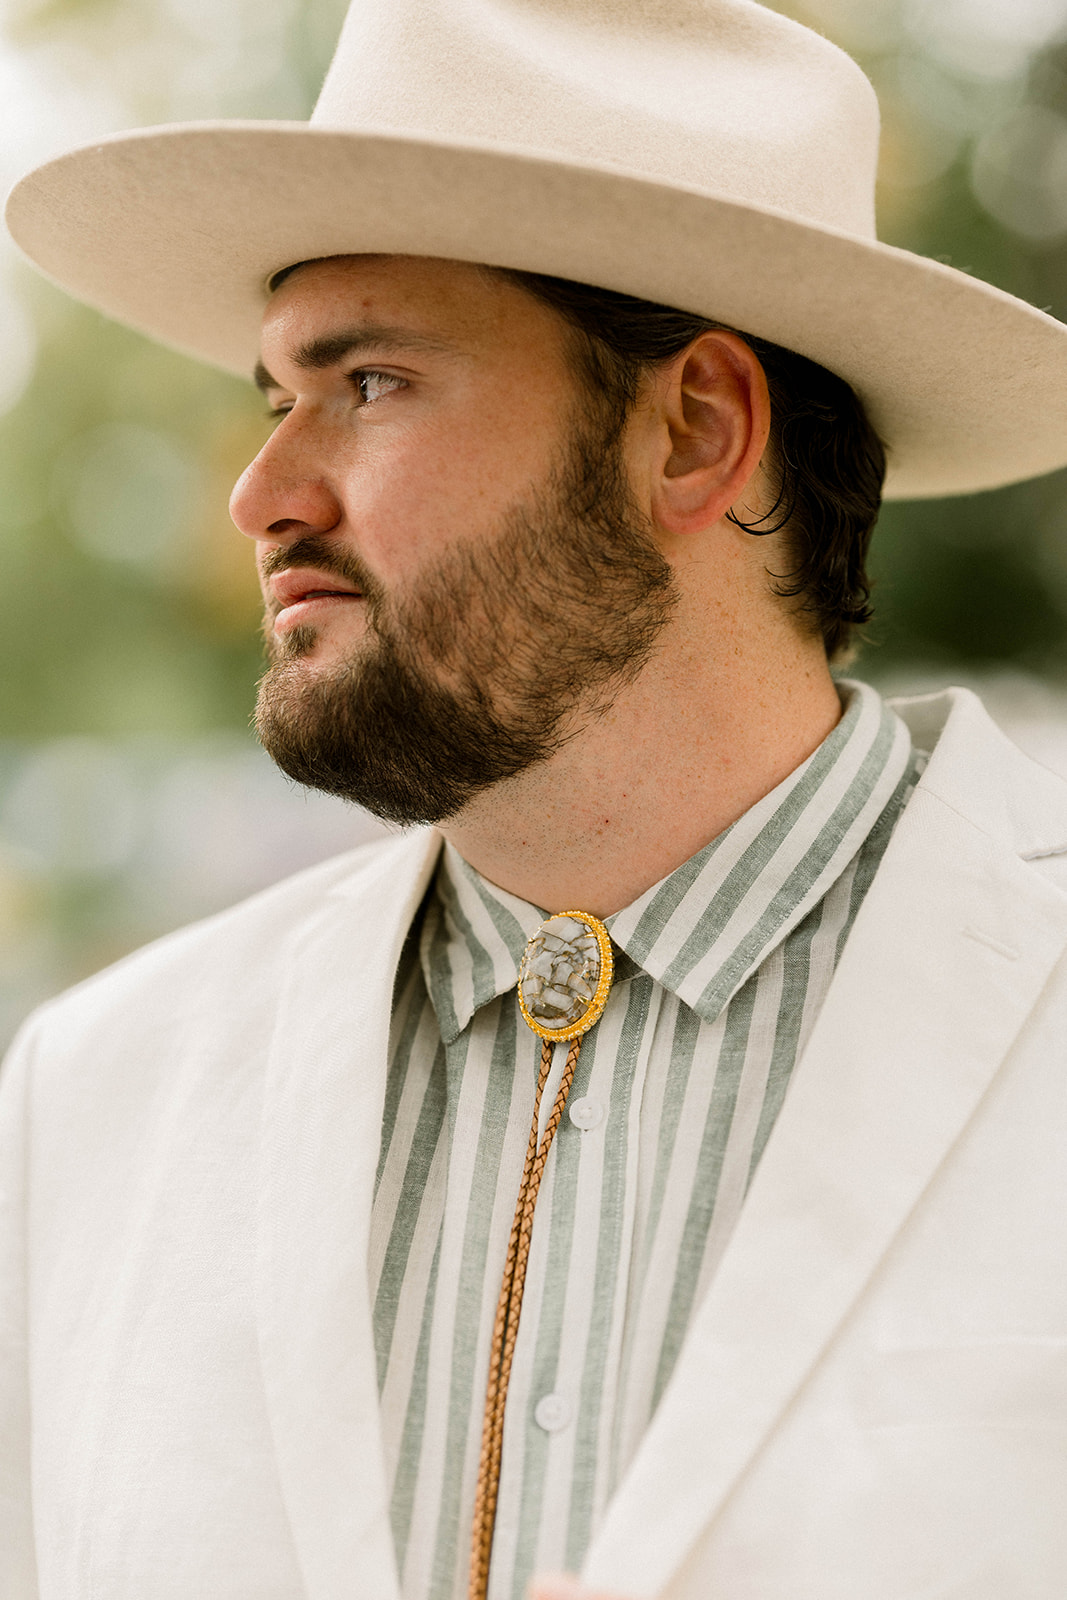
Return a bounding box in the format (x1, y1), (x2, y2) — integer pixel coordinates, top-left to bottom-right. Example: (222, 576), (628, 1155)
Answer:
(268, 566), (364, 634)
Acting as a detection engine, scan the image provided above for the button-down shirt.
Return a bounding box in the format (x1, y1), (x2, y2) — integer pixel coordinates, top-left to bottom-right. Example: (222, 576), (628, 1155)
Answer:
(373, 680), (923, 1600)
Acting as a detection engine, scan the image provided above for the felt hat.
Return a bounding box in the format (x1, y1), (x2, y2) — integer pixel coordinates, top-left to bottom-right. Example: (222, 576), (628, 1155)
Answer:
(7, 0), (1067, 499)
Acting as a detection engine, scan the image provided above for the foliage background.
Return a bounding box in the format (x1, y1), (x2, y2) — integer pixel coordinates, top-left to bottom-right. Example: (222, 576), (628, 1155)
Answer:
(0, 0), (1065, 1040)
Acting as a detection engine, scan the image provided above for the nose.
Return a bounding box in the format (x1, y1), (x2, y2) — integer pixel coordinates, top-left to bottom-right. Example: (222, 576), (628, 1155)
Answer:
(229, 415), (343, 543)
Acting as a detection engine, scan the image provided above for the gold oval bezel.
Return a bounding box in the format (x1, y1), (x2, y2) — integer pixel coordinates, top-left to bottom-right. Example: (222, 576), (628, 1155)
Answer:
(517, 910), (615, 1043)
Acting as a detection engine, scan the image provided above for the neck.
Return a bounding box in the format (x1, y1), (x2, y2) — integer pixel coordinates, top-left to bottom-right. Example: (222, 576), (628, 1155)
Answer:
(440, 612), (842, 918)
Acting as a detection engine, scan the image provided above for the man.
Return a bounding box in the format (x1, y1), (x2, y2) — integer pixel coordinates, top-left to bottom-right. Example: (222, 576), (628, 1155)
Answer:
(3, 2), (1067, 1598)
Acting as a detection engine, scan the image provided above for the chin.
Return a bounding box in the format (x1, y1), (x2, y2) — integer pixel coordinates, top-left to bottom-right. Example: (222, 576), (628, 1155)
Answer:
(269, 621), (324, 664)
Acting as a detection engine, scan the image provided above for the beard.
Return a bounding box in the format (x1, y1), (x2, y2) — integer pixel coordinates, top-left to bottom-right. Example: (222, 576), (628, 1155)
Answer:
(254, 407), (677, 826)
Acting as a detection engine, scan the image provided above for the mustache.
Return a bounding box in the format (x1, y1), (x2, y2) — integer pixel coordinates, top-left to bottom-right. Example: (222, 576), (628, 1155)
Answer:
(259, 534), (386, 608)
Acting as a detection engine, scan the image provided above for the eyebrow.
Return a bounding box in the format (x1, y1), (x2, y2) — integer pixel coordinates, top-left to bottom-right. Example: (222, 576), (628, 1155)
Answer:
(253, 323), (460, 392)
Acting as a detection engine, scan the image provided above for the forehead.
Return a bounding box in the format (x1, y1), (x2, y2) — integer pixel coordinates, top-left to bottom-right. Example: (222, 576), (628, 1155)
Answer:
(258, 254), (568, 371)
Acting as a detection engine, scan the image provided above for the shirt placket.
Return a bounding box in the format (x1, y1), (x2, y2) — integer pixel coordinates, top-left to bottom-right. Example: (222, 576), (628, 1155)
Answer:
(484, 972), (663, 1593)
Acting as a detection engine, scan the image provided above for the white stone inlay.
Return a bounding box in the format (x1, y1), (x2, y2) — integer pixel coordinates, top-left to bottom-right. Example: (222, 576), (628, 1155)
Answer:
(519, 915), (602, 1030)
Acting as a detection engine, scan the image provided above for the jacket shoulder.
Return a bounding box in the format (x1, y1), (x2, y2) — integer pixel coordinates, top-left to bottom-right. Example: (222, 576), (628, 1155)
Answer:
(14, 826), (439, 1046)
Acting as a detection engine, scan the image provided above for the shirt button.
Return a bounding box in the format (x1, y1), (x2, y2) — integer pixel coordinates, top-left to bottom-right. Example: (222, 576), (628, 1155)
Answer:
(569, 1096), (604, 1131)
(534, 1393), (572, 1433)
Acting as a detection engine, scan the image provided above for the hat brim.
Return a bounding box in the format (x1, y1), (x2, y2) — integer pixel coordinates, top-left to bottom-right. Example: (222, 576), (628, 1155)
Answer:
(7, 122), (1067, 499)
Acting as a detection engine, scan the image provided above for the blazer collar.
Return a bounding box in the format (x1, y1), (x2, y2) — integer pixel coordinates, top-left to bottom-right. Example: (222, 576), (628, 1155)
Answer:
(583, 688), (1067, 1597)
(255, 826), (443, 1600)
(893, 685), (1067, 859)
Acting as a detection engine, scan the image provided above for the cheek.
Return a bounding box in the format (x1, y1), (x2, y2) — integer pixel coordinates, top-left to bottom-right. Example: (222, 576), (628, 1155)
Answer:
(339, 429), (525, 580)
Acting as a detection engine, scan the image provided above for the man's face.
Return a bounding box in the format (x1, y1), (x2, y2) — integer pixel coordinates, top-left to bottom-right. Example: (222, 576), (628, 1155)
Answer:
(230, 255), (675, 825)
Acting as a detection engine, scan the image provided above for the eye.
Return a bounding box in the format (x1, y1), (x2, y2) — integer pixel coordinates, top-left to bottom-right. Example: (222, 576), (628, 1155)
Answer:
(351, 369), (407, 405)
(263, 368), (406, 424)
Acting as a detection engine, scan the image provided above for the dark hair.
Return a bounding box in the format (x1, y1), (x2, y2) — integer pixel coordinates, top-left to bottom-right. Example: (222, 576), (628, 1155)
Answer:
(497, 270), (885, 661)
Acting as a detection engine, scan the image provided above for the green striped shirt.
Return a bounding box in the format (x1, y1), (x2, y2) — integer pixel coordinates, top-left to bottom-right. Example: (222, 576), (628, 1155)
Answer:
(374, 680), (923, 1600)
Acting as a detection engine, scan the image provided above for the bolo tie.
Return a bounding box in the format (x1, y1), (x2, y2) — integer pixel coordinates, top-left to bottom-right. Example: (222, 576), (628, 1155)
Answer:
(469, 910), (614, 1600)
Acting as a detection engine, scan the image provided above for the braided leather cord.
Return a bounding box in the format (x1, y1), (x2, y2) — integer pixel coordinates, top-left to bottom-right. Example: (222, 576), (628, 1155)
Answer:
(468, 1033), (583, 1600)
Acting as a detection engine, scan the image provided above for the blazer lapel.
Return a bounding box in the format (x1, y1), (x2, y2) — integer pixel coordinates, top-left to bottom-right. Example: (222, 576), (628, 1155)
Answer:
(584, 692), (1067, 1599)
(255, 827), (442, 1600)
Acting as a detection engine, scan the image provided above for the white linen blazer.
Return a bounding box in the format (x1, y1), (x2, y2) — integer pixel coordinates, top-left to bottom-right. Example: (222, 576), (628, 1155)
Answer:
(2, 687), (1067, 1600)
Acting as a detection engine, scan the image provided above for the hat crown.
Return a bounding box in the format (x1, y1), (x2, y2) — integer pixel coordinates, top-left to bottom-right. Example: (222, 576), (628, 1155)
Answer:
(312, 0), (880, 239)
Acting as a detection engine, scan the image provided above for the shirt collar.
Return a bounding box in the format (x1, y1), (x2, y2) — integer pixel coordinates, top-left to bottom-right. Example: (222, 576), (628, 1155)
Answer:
(420, 841), (542, 1044)
(606, 678), (912, 1019)
(421, 679), (913, 1040)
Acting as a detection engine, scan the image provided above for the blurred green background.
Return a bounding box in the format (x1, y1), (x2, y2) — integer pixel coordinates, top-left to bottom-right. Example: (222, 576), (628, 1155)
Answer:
(0, 0), (1065, 1041)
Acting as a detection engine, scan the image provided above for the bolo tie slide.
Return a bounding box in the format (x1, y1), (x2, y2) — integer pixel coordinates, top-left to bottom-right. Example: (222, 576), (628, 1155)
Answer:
(469, 911), (614, 1600)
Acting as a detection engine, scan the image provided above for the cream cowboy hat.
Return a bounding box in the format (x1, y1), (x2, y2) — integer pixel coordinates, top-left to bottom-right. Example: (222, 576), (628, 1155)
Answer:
(7, 0), (1067, 500)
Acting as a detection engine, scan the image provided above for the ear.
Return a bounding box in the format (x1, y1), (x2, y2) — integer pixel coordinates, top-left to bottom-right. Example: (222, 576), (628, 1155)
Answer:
(648, 330), (771, 538)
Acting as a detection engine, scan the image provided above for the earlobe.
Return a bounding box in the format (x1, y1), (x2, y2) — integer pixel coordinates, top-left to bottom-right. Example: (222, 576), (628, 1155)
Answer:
(652, 330), (771, 537)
